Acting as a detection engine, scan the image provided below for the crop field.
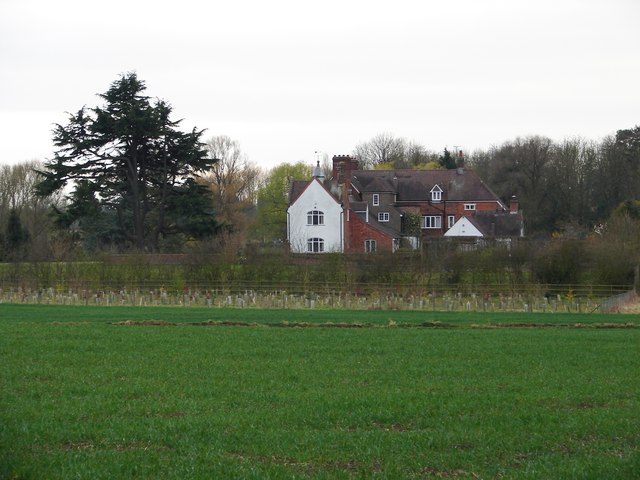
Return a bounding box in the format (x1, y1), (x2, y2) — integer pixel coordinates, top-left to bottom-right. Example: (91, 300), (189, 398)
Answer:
(1, 305), (639, 479)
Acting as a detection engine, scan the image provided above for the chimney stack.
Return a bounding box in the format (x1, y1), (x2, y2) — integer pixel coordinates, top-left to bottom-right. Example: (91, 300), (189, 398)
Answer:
(456, 150), (465, 174)
(509, 195), (519, 214)
(332, 155), (359, 186)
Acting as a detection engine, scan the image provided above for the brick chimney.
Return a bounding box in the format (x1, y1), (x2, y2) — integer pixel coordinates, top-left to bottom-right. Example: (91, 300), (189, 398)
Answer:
(332, 155), (359, 186)
(456, 150), (465, 175)
(332, 155), (358, 253)
(509, 195), (519, 214)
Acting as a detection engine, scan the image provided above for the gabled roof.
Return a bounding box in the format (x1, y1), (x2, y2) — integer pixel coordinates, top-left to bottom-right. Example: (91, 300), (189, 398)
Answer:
(471, 211), (523, 237)
(288, 178), (340, 206)
(445, 211), (524, 238)
(352, 210), (398, 238)
(289, 180), (311, 205)
(444, 216), (483, 237)
(350, 169), (504, 205)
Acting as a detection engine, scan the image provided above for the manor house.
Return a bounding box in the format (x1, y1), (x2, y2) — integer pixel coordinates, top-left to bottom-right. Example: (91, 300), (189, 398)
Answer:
(287, 154), (523, 253)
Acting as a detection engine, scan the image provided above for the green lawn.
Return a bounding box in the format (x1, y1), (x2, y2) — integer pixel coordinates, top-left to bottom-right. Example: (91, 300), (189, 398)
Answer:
(1, 305), (639, 479)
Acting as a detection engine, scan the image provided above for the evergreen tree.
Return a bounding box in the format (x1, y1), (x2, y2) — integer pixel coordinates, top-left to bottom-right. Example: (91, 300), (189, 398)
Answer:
(5, 208), (30, 260)
(439, 148), (457, 169)
(36, 73), (217, 252)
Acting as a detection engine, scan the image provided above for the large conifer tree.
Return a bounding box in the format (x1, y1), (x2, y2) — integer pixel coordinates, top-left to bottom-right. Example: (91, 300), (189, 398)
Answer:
(37, 73), (217, 251)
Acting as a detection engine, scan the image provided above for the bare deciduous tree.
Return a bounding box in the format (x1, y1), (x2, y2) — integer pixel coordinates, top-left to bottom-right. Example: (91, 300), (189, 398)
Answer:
(354, 132), (406, 169)
(354, 133), (438, 169)
(201, 135), (262, 236)
(0, 161), (62, 259)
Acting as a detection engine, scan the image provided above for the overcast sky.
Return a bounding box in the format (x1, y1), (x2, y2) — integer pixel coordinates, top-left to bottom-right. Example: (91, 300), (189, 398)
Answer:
(1, 0), (639, 170)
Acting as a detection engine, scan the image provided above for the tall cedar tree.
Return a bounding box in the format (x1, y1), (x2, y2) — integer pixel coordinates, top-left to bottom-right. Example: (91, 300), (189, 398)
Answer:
(36, 73), (217, 251)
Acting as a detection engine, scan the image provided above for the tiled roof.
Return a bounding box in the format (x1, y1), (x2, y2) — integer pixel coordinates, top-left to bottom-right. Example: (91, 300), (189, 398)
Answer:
(363, 215), (401, 238)
(351, 169), (503, 204)
(288, 178), (340, 205)
(350, 201), (368, 212)
(467, 211), (524, 238)
(288, 168), (520, 238)
(289, 180), (311, 205)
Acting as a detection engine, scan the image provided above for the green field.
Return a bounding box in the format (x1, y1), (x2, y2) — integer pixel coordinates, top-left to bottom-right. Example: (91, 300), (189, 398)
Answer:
(1, 305), (639, 479)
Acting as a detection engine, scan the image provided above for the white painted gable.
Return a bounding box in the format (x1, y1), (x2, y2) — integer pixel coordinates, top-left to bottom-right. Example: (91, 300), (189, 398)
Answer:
(287, 179), (344, 253)
(444, 216), (483, 237)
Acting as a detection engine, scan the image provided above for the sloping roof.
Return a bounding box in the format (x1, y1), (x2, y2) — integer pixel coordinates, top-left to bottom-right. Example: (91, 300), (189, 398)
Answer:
(471, 211), (523, 237)
(352, 174), (395, 193)
(350, 169), (504, 205)
(448, 211), (523, 238)
(289, 180), (311, 205)
(288, 178), (339, 206)
(350, 201), (368, 212)
(352, 210), (399, 238)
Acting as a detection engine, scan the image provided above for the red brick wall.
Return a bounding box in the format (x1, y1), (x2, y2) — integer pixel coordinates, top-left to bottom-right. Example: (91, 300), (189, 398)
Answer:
(417, 201), (502, 218)
(447, 201), (502, 217)
(346, 211), (394, 253)
(419, 201), (504, 238)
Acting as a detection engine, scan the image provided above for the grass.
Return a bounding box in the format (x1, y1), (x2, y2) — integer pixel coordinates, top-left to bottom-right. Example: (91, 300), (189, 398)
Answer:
(1, 303), (638, 326)
(1, 304), (639, 478)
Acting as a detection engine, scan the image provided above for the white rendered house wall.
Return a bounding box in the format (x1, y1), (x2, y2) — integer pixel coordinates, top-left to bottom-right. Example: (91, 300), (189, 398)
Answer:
(287, 180), (343, 253)
(444, 217), (483, 237)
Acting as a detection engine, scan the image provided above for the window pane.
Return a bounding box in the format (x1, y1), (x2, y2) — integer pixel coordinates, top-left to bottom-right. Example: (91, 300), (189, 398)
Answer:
(364, 239), (376, 252)
(422, 215), (442, 228)
(307, 238), (324, 253)
(307, 210), (324, 225)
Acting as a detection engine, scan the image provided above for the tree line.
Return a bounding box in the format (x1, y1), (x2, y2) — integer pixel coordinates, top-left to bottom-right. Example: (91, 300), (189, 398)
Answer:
(1, 73), (639, 278)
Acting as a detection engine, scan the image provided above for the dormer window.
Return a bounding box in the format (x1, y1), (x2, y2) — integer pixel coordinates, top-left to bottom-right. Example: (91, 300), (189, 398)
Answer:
(372, 193), (379, 206)
(430, 185), (443, 202)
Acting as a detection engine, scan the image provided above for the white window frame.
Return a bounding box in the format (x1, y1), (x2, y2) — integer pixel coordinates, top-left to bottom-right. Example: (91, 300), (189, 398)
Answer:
(464, 203), (476, 211)
(306, 210), (324, 225)
(372, 193), (379, 206)
(431, 185), (442, 202)
(447, 215), (455, 229)
(307, 237), (324, 253)
(421, 215), (442, 229)
(364, 239), (377, 253)
(378, 212), (390, 222)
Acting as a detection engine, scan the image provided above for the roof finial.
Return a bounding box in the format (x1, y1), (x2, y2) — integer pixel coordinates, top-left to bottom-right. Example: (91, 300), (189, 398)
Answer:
(312, 159), (325, 180)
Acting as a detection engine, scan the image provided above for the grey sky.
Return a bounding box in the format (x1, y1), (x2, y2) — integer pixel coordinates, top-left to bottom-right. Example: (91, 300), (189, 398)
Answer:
(1, 0), (639, 169)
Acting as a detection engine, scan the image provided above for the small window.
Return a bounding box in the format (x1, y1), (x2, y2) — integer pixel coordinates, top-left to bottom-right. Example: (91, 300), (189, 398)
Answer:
(364, 239), (377, 253)
(307, 210), (324, 225)
(378, 212), (390, 222)
(422, 215), (442, 229)
(447, 215), (455, 229)
(372, 193), (380, 206)
(307, 238), (324, 253)
(464, 203), (476, 211)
